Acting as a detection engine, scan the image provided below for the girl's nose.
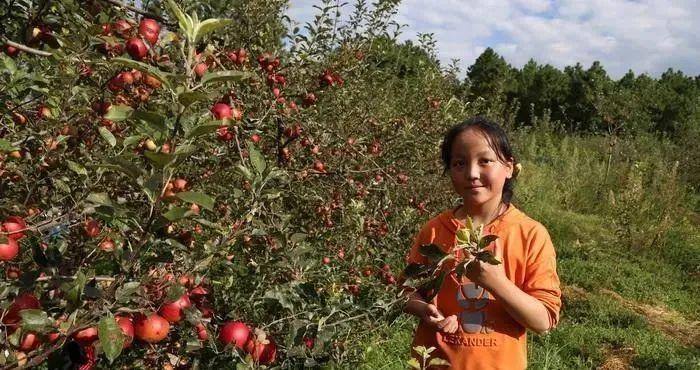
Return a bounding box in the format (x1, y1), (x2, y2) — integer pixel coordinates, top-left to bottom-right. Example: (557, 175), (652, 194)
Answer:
(468, 162), (480, 180)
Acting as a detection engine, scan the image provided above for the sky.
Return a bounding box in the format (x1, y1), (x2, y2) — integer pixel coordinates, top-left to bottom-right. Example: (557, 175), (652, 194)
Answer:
(285, 0), (700, 79)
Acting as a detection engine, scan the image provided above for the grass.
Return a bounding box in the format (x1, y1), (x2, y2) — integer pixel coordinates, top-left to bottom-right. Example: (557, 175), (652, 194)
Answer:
(358, 129), (700, 369)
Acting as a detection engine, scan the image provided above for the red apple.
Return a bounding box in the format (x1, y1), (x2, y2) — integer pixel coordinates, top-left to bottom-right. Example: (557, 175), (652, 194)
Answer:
(159, 294), (191, 323)
(2, 216), (27, 240)
(113, 19), (133, 37)
(125, 38), (147, 60)
(246, 336), (277, 365)
(194, 63), (208, 78)
(138, 18), (160, 45)
(218, 321), (251, 349)
(83, 219), (100, 238)
(36, 106), (51, 120)
(3, 44), (19, 57)
(115, 316), (134, 348)
(134, 313), (170, 343)
(0, 237), (19, 261)
(2, 293), (40, 326)
(73, 327), (98, 345)
(18, 332), (41, 351)
(211, 103), (232, 120)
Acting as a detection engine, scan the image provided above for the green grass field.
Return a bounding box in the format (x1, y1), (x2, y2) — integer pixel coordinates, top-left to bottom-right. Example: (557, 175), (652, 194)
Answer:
(359, 129), (700, 369)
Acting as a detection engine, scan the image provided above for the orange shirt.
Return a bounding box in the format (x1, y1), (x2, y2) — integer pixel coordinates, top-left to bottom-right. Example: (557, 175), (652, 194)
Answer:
(402, 203), (561, 370)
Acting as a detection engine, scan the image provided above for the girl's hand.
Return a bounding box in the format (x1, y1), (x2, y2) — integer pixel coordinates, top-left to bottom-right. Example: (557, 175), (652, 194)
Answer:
(421, 303), (445, 329)
(465, 239), (507, 292)
(436, 315), (459, 334)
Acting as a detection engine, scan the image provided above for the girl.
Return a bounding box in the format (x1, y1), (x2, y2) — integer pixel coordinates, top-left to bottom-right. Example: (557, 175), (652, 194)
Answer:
(400, 117), (561, 370)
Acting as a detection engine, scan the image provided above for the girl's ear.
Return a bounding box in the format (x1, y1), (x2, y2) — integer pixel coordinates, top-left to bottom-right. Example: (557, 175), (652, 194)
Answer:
(506, 157), (514, 179)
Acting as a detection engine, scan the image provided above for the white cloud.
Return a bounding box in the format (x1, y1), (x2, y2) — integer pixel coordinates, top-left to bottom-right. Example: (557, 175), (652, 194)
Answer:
(286, 0), (700, 78)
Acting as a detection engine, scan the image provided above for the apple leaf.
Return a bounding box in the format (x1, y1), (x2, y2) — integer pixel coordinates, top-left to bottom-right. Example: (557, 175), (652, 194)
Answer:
(247, 143), (267, 175)
(163, 206), (189, 221)
(20, 309), (51, 333)
(98, 126), (117, 147)
(66, 160), (88, 176)
(144, 151), (173, 168)
(104, 105), (133, 121)
(477, 234), (499, 250)
(407, 358), (421, 369)
(178, 91), (209, 108)
(194, 18), (233, 42)
(164, 0), (192, 37)
(429, 357), (450, 367)
(418, 244), (447, 262)
(99, 315), (125, 363)
(175, 191), (215, 211)
(0, 139), (19, 152)
(186, 121), (224, 138)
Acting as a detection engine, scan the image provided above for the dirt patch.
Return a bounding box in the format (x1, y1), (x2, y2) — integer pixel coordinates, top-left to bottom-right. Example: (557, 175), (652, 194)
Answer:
(561, 285), (700, 348)
(599, 288), (700, 348)
(597, 346), (636, 370)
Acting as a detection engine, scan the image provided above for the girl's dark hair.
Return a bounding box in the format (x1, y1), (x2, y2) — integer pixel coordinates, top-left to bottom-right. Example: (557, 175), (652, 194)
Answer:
(440, 116), (519, 205)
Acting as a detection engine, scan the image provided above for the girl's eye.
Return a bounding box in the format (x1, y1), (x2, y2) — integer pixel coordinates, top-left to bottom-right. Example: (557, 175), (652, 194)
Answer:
(452, 160), (465, 168)
(480, 158), (494, 164)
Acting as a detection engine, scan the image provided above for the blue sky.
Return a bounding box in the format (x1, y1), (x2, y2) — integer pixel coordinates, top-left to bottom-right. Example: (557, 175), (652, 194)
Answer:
(285, 0), (700, 79)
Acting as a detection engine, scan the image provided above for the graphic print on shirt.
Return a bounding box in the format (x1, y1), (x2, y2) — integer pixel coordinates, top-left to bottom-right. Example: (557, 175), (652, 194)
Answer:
(456, 282), (494, 334)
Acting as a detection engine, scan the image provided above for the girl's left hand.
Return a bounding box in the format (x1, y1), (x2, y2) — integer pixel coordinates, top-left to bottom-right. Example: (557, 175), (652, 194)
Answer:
(464, 239), (507, 292)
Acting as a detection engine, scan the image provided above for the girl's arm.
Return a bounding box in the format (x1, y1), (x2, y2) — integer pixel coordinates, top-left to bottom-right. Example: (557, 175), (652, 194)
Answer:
(485, 277), (552, 334)
(465, 239), (555, 334)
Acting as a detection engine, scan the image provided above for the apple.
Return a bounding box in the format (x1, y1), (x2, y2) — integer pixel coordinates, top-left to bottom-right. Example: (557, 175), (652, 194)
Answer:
(302, 93), (317, 107)
(18, 332), (40, 351)
(83, 219), (100, 238)
(73, 327), (98, 345)
(113, 19), (133, 37)
(211, 103), (232, 120)
(138, 18), (160, 45)
(36, 106), (52, 120)
(125, 38), (147, 60)
(173, 178), (187, 191)
(3, 216), (27, 240)
(143, 74), (161, 88)
(115, 316), (134, 348)
(195, 322), (208, 341)
(218, 321), (251, 349)
(313, 160), (326, 173)
(99, 238), (115, 252)
(134, 313), (170, 343)
(4, 44), (20, 57)
(2, 293), (41, 326)
(194, 63), (208, 78)
(0, 236), (19, 261)
(246, 336), (277, 365)
(159, 294), (191, 323)
(250, 134), (261, 144)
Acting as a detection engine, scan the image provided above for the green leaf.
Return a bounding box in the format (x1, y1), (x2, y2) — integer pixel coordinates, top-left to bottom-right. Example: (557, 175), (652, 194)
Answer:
(66, 160), (88, 176)
(475, 250), (501, 265)
(166, 284), (187, 302)
(144, 151), (173, 168)
(20, 309), (51, 333)
(99, 316), (125, 363)
(186, 121), (224, 139)
(477, 234), (499, 250)
(134, 110), (168, 134)
(61, 271), (87, 306)
(105, 157), (142, 179)
(201, 70), (252, 85)
(175, 191), (215, 211)
(98, 126), (117, 147)
(142, 173), (163, 203)
(178, 91), (209, 108)
(2, 55), (17, 74)
(164, 0), (192, 38)
(407, 358), (421, 369)
(163, 206), (189, 221)
(418, 244), (447, 262)
(429, 357), (450, 367)
(194, 18), (233, 42)
(235, 164), (253, 180)
(402, 263), (433, 279)
(86, 192), (114, 207)
(115, 281), (141, 303)
(247, 142), (266, 175)
(103, 105), (133, 121)
(194, 255), (213, 271)
(111, 57), (171, 88)
(0, 139), (19, 152)
(456, 228), (470, 245)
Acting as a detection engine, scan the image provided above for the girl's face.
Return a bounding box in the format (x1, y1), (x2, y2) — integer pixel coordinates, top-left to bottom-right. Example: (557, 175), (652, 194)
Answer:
(448, 128), (513, 209)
